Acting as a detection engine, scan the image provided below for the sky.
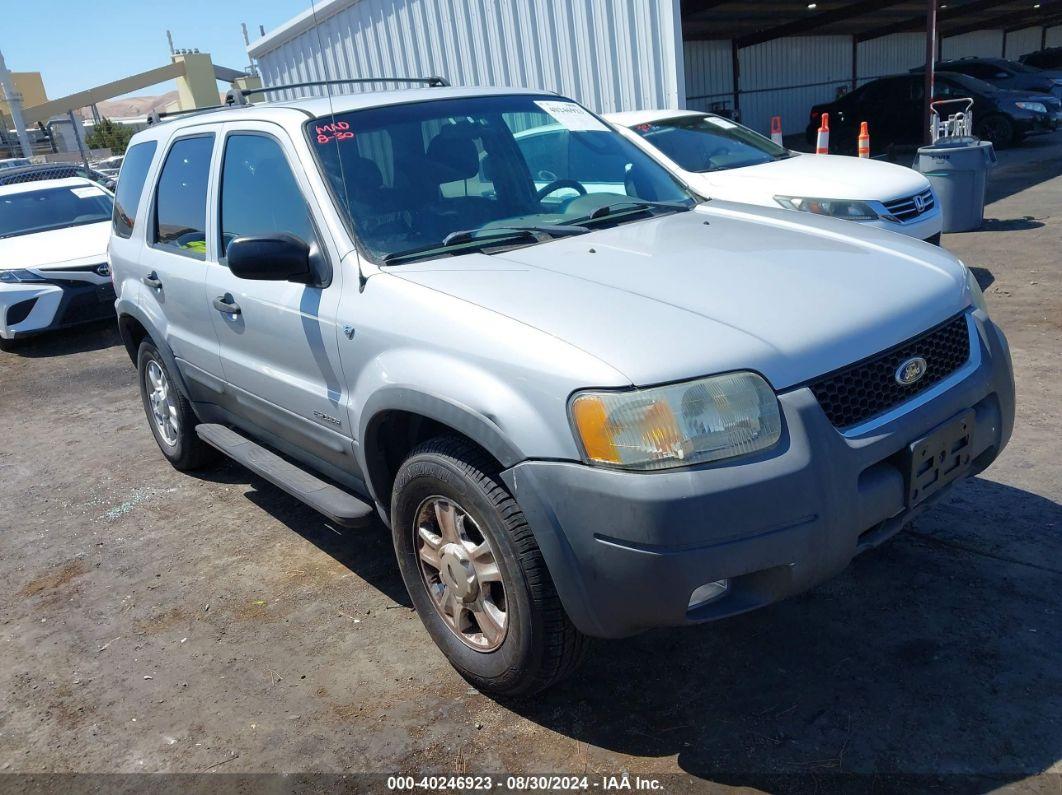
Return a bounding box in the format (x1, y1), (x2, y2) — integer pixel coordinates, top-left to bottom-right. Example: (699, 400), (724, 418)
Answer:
(0, 0), (311, 100)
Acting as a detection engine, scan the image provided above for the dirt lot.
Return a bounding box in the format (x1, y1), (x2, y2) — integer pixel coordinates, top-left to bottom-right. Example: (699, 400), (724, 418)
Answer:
(1, 134), (1060, 791)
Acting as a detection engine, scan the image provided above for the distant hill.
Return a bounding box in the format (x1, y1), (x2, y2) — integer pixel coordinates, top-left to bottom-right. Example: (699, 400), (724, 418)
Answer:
(94, 91), (180, 119)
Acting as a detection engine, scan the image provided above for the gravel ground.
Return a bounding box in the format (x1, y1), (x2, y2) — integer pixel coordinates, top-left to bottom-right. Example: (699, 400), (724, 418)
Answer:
(1, 133), (1060, 792)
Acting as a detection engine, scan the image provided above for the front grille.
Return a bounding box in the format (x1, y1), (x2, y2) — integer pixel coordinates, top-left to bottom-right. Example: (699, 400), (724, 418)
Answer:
(883, 188), (935, 223)
(809, 313), (971, 429)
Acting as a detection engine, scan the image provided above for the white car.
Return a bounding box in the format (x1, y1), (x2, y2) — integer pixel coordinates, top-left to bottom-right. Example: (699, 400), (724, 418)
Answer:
(607, 109), (943, 244)
(0, 177), (116, 343)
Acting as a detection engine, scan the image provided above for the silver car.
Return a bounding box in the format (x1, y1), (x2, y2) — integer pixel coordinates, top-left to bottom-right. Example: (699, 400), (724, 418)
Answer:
(108, 85), (1014, 696)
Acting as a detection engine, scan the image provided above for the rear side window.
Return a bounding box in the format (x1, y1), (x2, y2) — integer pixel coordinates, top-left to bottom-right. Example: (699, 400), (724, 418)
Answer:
(154, 135), (214, 259)
(219, 133), (316, 257)
(112, 140), (157, 238)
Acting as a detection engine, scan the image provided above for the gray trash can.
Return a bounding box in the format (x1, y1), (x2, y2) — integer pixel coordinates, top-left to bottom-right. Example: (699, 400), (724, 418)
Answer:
(915, 137), (996, 233)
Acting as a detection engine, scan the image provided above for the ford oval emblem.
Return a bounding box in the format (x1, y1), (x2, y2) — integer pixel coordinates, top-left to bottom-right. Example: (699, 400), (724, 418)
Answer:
(895, 356), (928, 386)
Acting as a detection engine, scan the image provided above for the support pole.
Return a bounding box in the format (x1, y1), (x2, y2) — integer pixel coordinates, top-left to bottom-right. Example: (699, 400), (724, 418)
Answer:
(68, 110), (90, 173)
(923, 0), (937, 145)
(0, 49), (33, 159)
(730, 39), (741, 120)
(851, 35), (858, 92)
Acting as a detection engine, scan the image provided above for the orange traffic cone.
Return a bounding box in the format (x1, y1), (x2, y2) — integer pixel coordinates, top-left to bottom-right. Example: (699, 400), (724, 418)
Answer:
(771, 115), (784, 147)
(816, 113), (830, 154)
(858, 122), (871, 158)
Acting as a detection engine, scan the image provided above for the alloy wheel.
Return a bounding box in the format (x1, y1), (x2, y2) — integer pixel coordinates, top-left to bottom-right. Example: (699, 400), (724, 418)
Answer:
(145, 360), (179, 446)
(413, 496), (508, 652)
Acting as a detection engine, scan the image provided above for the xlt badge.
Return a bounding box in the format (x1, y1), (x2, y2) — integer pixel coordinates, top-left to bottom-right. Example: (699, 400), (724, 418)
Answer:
(313, 410), (342, 427)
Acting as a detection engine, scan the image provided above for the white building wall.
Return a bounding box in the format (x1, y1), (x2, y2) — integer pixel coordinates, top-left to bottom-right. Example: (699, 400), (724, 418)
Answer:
(1048, 25), (1062, 47)
(739, 36), (850, 136)
(249, 0), (685, 114)
(683, 39), (731, 113)
(857, 33), (924, 83)
(941, 30), (1003, 60)
(1004, 27), (1042, 60)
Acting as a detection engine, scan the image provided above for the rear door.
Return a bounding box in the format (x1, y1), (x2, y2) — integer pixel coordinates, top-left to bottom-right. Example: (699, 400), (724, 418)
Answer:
(203, 122), (355, 475)
(138, 129), (224, 398)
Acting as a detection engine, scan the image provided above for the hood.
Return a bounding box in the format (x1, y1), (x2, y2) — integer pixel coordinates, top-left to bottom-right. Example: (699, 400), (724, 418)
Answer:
(0, 222), (110, 271)
(391, 205), (971, 390)
(699, 153), (930, 203)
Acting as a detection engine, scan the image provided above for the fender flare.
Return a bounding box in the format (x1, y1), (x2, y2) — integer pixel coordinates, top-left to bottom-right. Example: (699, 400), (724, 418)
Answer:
(116, 302), (193, 401)
(358, 386), (525, 505)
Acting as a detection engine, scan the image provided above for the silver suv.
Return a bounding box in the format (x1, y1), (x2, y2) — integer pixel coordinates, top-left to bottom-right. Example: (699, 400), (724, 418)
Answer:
(109, 83), (1015, 695)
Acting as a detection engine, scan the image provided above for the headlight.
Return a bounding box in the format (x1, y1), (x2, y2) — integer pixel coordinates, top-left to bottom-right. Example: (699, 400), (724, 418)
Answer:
(964, 265), (988, 314)
(569, 372), (782, 471)
(0, 269), (46, 284)
(774, 196), (879, 221)
(1015, 101), (1047, 113)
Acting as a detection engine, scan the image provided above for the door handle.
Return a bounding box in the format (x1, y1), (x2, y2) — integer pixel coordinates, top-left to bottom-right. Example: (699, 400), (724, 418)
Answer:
(142, 271), (162, 289)
(213, 294), (242, 316)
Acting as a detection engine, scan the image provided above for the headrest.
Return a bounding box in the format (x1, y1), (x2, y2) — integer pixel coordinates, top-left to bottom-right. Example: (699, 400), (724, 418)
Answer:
(426, 123), (480, 182)
(342, 156), (384, 202)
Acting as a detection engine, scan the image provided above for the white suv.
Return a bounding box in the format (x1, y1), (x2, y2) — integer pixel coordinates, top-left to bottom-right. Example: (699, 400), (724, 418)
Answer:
(108, 83), (1013, 695)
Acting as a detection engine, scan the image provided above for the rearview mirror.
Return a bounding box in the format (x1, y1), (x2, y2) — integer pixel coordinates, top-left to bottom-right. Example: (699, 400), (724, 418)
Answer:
(227, 234), (311, 282)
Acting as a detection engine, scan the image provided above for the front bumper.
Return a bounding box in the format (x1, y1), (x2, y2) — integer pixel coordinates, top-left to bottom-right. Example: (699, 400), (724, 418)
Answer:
(0, 280), (115, 339)
(504, 311), (1014, 638)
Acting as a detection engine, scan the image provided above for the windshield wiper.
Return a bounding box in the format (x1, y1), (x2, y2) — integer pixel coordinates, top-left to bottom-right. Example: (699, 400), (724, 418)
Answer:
(442, 224), (589, 246)
(382, 224), (589, 266)
(570, 199), (690, 225)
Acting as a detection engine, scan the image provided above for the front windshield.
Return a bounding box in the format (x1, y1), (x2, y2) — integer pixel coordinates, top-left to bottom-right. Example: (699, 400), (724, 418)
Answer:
(0, 184), (113, 239)
(309, 94), (694, 262)
(628, 114), (789, 173)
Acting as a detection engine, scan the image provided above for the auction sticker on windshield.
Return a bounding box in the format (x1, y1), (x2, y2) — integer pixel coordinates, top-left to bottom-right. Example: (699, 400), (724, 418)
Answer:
(71, 186), (106, 198)
(706, 117), (739, 130)
(534, 100), (609, 132)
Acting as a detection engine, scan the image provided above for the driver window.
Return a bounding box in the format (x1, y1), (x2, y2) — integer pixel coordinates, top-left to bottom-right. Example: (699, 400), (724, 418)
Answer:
(154, 135), (214, 259)
(219, 133), (316, 258)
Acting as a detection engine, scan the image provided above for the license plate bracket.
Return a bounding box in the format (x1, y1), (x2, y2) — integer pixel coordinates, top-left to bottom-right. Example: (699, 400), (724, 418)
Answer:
(906, 409), (975, 508)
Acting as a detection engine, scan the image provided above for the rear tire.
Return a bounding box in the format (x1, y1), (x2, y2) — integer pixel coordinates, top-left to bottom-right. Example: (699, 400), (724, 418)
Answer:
(137, 339), (217, 471)
(391, 436), (589, 696)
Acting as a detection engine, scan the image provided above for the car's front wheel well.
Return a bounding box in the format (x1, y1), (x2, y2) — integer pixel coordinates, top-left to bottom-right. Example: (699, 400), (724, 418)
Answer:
(364, 410), (503, 519)
(117, 314), (149, 364)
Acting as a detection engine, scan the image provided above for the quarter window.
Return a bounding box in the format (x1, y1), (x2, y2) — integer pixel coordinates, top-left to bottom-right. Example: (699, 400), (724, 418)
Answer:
(154, 135), (214, 259)
(219, 134), (316, 256)
(112, 140), (157, 238)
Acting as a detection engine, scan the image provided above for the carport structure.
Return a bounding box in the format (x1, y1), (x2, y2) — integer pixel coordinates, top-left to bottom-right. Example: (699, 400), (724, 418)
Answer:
(681, 0), (1062, 135)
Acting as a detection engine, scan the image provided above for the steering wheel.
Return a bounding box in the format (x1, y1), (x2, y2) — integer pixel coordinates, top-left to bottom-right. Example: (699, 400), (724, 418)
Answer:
(702, 146), (730, 169)
(536, 179), (588, 202)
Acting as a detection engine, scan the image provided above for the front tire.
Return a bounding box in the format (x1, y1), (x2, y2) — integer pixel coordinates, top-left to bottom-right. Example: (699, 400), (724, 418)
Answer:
(976, 115), (1016, 148)
(391, 436), (588, 696)
(137, 339), (216, 471)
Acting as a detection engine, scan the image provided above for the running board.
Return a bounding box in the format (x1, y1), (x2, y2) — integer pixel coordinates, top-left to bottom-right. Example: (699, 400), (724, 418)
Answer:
(195, 423), (374, 528)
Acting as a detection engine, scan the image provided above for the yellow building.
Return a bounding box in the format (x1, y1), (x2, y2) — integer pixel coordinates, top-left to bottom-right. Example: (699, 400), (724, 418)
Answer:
(0, 71), (47, 120)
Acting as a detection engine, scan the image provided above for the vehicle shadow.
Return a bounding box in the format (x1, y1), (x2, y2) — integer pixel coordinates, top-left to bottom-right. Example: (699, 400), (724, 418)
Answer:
(0, 319), (120, 358)
(492, 476), (1062, 789)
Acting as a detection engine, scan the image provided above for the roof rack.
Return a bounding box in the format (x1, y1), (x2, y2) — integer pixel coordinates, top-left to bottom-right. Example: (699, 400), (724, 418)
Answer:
(225, 76), (450, 106)
(147, 104), (229, 125)
(144, 76), (450, 125)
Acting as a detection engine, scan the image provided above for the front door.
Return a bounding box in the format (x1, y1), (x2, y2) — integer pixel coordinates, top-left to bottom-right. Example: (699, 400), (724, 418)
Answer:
(204, 124), (356, 476)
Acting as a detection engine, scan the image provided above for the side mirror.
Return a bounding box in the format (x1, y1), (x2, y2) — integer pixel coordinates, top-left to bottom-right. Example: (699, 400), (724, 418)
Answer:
(227, 233), (311, 282)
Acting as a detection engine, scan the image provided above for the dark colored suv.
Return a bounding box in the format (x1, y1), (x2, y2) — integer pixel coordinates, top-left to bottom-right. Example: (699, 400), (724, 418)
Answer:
(1021, 47), (1062, 70)
(911, 57), (1062, 99)
(808, 72), (1060, 151)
